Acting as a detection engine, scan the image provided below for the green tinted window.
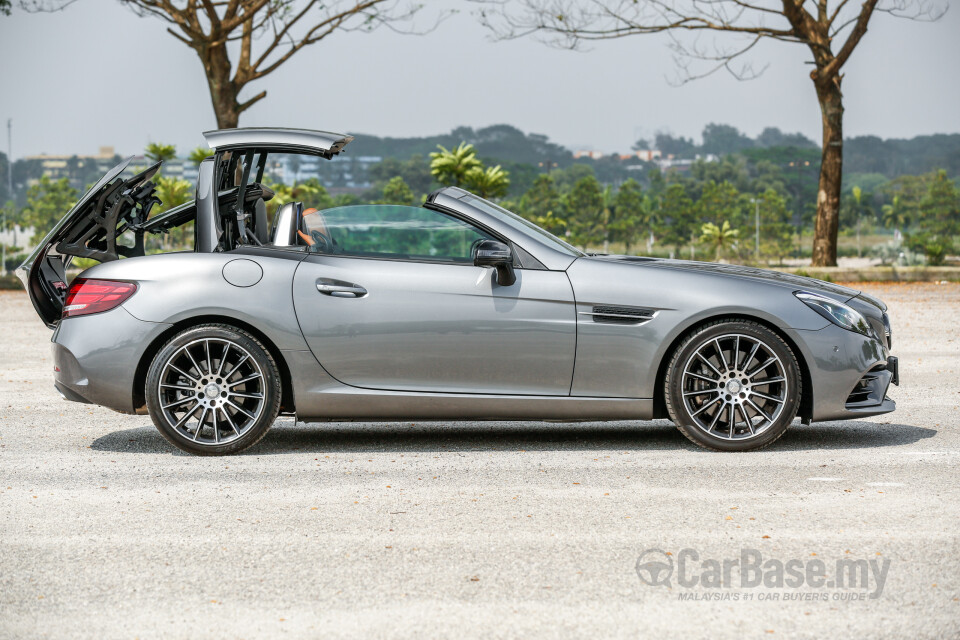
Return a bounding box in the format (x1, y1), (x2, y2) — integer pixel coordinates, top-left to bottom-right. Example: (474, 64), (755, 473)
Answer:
(302, 205), (494, 263)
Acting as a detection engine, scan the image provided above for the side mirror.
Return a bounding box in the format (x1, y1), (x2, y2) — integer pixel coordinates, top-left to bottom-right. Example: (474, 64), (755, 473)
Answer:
(473, 239), (516, 286)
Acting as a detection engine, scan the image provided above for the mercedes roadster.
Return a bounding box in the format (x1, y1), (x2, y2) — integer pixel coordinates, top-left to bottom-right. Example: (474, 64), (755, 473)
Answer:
(18, 128), (898, 454)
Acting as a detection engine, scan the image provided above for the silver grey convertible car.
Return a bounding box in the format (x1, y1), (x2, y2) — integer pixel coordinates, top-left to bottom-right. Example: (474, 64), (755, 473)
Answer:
(18, 127), (898, 455)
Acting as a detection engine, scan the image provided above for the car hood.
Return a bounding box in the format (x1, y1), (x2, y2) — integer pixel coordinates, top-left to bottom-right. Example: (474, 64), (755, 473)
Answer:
(591, 255), (860, 301)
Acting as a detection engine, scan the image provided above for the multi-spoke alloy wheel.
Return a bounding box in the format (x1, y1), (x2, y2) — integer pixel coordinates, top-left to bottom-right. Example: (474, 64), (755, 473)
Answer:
(664, 320), (801, 451)
(146, 325), (281, 455)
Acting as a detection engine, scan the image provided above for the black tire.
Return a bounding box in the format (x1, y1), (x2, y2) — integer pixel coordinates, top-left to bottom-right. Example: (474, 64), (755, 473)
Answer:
(145, 324), (281, 455)
(664, 320), (801, 452)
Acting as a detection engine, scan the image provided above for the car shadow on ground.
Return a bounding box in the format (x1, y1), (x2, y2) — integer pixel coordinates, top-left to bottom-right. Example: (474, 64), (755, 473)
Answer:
(91, 419), (937, 455)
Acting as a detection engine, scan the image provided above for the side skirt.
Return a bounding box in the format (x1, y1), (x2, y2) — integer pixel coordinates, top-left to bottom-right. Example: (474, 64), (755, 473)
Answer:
(282, 349), (652, 422)
(298, 390), (652, 422)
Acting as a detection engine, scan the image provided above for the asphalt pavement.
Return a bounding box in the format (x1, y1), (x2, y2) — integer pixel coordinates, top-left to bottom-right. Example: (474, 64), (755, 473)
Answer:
(1, 283), (958, 639)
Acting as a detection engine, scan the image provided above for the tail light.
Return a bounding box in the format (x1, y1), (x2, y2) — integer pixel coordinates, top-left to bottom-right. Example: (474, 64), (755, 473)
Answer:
(62, 278), (138, 319)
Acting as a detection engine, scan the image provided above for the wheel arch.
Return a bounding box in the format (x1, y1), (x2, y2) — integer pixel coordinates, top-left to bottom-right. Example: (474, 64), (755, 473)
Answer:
(651, 313), (813, 423)
(132, 314), (295, 415)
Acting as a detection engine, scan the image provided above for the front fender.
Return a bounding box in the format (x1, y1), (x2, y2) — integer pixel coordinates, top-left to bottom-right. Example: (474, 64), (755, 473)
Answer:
(566, 258), (829, 398)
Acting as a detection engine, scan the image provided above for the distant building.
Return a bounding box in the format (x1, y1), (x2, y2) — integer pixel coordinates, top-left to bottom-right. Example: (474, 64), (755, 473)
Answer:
(24, 146), (122, 187)
(573, 150), (605, 160)
(632, 149), (662, 162)
(265, 153), (382, 190)
(154, 157), (200, 185)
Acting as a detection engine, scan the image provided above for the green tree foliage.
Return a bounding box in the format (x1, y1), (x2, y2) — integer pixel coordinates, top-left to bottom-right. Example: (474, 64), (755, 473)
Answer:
(518, 175), (566, 236)
(700, 220), (739, 261)
(430, 143), (482, 187)
(879, 174), (930, 227)
(464, 165), (510, 199)
(689, 156), (752, 197)
(145, 143), (177, 165)
(369, 155), (434, 195)
(881, 195), (910, 230)
(354, 124), (573, 167)
(918, 170), (960, 238)
(154, 176), (193, 213)
(609, 178), (646, 253)
(655, 133), (696, 158)
(701, 123), (754, 156)
(265, 178), (332, 216)
(840, 185), (873, 229)
(549, 163), (596, 192)
(695, 181), (744, 228)
(188, 146), (211, 167)
(564, 175), (605, 249)
(754, 189), (794, 264)
(0, 152), (9, 204)
(21, 176), (78, 243)
(905, 170), (959, 265)
(380, 176), (415, 206)
(657, 183), (696, 255)
(152, 176), (194, 250)
(755, 127), (817, 149)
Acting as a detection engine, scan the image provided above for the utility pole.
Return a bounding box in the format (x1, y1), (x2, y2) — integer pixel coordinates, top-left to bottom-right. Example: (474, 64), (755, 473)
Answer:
(2, 118), (10, 276)
(5, 119), (10, 197)
(788, 159), (810, 260)
(750, 197), (761, 261)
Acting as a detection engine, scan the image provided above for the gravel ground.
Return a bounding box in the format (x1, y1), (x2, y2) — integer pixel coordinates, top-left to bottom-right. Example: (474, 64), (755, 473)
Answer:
(1, 284), (958, 639)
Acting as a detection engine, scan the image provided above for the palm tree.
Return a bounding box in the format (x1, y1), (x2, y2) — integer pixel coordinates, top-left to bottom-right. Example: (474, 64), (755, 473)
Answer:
(852, 185), (864, 258)
(429, 142), (482, 187)
(153, 176), (194, 250)
(464, 165), (510, 199)
(700, 220), (739, 262)
(154, 176), (193, 212)
(145, 143), (177, 164)
(882, 195), (909, 231)
(188, 146), (211, 167)
(264, 180), (324, 217)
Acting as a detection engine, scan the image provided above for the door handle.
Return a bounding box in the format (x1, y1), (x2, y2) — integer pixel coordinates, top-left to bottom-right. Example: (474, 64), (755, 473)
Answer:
(316, 281), (367, 297)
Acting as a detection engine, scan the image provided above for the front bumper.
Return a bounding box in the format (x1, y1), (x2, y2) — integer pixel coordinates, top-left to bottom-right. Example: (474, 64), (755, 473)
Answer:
(52, 307), (171, 414)
(792, 324), (898, 422)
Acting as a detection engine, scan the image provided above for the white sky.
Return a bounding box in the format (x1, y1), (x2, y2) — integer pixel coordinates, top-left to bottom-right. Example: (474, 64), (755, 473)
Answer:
(0, 1), (957, 158)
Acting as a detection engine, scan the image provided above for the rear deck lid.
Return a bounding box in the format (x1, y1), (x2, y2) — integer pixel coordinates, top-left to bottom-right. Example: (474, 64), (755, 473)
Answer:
(16, 158), (162, 327)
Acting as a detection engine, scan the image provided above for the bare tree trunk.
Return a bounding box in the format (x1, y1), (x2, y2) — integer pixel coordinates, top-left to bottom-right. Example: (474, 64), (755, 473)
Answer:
(200, 43), (242, 129)
(810, 76), (844, 267)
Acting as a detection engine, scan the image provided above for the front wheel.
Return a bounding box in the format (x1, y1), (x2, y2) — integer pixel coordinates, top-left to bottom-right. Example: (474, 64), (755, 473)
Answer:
(145, 324), (281, 455)
(664, 320), (801, 451)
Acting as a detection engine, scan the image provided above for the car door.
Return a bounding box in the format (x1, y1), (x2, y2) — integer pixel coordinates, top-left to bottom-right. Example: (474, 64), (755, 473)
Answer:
(292, 204), (576, 395)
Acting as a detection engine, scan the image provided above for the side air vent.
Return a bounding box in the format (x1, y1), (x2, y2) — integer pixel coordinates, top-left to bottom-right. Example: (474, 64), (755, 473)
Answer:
(583, 305), (657, 325)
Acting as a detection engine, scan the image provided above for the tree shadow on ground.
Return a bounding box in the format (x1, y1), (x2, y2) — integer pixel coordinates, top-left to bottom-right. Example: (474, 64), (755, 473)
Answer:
(91, 419), (937, 456)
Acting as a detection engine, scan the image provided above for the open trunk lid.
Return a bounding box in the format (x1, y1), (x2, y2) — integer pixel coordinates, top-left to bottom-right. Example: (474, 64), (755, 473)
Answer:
(16, 158), (162, 328)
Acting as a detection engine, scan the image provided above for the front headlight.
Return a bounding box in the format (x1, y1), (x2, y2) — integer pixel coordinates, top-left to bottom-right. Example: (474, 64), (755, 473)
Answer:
(794, 291), (871, 336)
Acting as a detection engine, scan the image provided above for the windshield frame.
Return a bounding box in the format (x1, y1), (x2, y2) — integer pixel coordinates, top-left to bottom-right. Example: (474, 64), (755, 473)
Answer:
(455, 194), (585, 259)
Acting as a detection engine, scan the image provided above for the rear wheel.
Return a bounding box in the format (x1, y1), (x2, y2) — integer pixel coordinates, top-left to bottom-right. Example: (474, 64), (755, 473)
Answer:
(664, 320), (801, 451)
(145, 324), (281, 455)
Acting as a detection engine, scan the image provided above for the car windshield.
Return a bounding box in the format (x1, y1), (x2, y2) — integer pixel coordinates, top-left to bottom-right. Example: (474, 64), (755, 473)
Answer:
(457, 194), (584, 258)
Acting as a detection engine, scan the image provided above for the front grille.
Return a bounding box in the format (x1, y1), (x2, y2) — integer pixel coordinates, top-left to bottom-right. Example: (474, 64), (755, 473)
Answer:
(882, 312), (892, 349)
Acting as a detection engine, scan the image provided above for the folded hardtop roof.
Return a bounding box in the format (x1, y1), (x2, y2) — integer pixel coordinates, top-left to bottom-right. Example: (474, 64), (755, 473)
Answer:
(202, 127), (354, 158)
